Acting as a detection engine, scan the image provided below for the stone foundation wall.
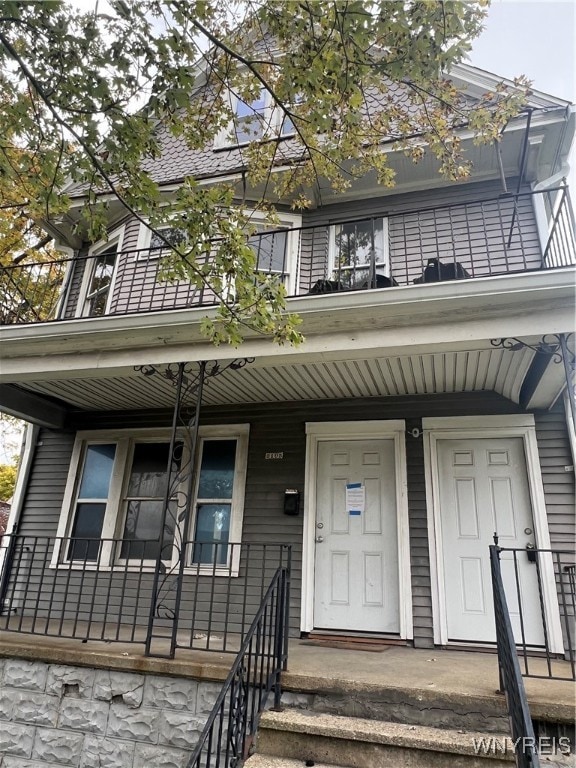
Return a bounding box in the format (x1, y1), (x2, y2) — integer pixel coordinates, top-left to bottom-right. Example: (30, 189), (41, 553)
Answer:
(0, 658), (220, 768)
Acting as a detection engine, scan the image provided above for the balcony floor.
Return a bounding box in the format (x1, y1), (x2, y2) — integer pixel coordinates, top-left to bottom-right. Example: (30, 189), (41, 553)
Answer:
(0, 627), (573, 725)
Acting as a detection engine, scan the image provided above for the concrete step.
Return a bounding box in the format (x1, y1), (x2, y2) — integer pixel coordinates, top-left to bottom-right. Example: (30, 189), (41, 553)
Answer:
(257, 709), (516, 768)
(280, 682), (510, 734)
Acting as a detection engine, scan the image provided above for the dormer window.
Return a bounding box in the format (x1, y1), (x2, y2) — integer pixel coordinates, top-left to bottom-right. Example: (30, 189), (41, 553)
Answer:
(235, 89), (268, 144)
(214, 87), (293, 149)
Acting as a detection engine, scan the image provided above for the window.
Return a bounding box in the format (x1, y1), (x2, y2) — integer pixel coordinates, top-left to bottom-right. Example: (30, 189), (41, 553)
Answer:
(78, 227), (124, 317)
(119, 441), (182, 561)
(249, 227), (288, 276)
(137, 211), (301, 294)
(214, 87), (290, 149)
(68, 443), (116, 562)
(192, 438), (237, 565)
(247, 212), (301, 294)
(54, 426), (249, 573)
(330, 218), (389, 288)
(234, 90), (268, 144)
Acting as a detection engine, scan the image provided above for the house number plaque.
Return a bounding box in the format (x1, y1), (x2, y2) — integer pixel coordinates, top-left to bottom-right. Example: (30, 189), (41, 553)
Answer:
(265, 452), (284, 460)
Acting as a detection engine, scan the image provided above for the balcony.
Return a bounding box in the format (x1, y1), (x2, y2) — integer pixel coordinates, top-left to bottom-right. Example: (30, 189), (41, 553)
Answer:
(1, 188), (574, 326)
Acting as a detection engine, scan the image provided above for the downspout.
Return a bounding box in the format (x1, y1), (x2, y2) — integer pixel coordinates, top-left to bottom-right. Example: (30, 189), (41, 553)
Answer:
(0, 423), (40, 608)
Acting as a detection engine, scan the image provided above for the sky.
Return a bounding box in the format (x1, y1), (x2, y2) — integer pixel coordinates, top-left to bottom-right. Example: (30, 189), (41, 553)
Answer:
(469, 1), (575, 104)
(469, 0), (575, 186)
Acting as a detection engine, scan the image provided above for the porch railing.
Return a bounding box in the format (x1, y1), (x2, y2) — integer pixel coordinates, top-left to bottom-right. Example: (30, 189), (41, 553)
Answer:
(0, 534), (291, 657)
(1, 187), (574, 326)
(490, 544), (540, 768)
(490, 543), (575, 682)
(187, 564), (289, 768)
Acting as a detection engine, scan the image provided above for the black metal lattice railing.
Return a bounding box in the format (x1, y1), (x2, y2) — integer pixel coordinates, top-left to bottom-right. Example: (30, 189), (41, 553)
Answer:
(490, 544), (541, 768)
(0, 534), (291, 657)
(1, 187), (574, 325)
(186, 564), (290, 768)
(490, 544), (575, 681)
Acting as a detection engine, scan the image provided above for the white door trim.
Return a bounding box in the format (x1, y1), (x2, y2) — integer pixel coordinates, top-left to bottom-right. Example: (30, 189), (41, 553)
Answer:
(302, 420), (412, 639)
(423, 414), (564, 652)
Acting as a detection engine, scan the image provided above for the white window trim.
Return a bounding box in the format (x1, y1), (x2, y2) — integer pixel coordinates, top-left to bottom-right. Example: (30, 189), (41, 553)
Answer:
(328, 217), (390, 284)
(52, 425), (249, 576)
(301, 420), (412, 639)
(245, 210), (302, 295)
(134, 218), (189, 260)
(422, 414), (564, 653)
(136, 210), (302, 294)
(76, 226), (125, 318)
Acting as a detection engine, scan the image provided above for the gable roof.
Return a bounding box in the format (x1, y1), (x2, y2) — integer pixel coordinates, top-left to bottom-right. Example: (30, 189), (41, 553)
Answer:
(62, 62), (574, 211)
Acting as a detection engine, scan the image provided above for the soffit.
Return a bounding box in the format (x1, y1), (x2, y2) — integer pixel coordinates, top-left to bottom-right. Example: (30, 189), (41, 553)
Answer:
(17, 347), (534, 413)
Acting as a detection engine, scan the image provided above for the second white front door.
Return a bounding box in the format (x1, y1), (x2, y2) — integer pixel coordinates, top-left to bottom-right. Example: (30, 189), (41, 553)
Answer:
(313, 439), (400, 633)
(437, 437), (544, 645)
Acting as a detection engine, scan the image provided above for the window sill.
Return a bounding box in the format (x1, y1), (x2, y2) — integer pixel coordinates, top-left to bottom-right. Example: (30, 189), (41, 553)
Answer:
(50, 562), (239, 577)
(212, 133), (294, 153)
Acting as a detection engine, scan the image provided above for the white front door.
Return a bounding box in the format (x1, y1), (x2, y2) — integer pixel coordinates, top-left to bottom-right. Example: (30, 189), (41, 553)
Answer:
(438, 437), (544, 645)
(313, 439), (400, 632)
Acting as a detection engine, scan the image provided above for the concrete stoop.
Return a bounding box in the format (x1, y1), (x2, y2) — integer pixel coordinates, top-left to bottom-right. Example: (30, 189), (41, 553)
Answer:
(254, 709), (516, 768)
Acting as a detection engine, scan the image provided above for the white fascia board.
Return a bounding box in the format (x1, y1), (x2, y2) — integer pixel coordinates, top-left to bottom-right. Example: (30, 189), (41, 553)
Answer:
(0, 271), (574, 383)
(1, 266), (574, 344)
(450, 63), (572, 109)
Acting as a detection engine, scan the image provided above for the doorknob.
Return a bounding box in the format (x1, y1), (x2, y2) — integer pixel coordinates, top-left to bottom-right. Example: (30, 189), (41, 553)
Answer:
(315, 536), (324, 543)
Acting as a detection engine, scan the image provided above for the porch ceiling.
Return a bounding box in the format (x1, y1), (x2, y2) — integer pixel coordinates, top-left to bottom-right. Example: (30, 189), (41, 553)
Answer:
(16, 346), (535, 412)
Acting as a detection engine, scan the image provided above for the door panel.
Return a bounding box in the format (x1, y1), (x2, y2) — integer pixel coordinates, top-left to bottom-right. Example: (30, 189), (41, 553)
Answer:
(438, 437), (543, 644)
(313, 439), (399, 632)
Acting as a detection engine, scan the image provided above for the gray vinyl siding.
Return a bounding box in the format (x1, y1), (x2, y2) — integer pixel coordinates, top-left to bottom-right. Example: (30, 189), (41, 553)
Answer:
(15, 428), (75, 532)
(61, 247), (87, 320)
(535, 409), (576, 547)
(405, 418), (432, 647)
(534, 407), (576, 651)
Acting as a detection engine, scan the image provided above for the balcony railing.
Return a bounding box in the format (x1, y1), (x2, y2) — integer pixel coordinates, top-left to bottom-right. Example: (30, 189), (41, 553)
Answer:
(1, 187), (574, 325)
(0, 534), (291, 656)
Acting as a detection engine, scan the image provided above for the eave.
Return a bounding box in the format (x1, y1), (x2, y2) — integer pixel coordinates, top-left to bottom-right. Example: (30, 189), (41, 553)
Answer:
(0, 270), (573, 422)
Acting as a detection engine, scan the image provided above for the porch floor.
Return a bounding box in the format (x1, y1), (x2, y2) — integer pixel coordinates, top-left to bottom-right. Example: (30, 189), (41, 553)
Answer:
(0, 629), (573, 724)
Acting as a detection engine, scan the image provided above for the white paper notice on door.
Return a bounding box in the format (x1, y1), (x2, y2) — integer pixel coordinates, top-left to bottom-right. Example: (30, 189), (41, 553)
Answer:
(346, 483), (365, 515)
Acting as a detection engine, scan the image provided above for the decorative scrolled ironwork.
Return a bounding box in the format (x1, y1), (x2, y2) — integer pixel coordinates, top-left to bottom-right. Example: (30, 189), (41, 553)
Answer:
(135, 358), (254, 656)
(490, 334), (575, 369)
(491, 333), (575, 434)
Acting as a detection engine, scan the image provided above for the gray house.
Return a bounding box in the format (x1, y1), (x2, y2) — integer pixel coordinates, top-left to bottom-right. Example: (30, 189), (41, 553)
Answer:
(0, 63), (574, 667)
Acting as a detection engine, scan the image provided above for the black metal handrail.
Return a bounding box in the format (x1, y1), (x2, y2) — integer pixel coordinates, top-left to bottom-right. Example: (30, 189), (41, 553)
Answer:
(490, 544), (540, 768)
(187, 563), (290, 768)
(1, 187), (574, 325)
(0, 534), (291, 657)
